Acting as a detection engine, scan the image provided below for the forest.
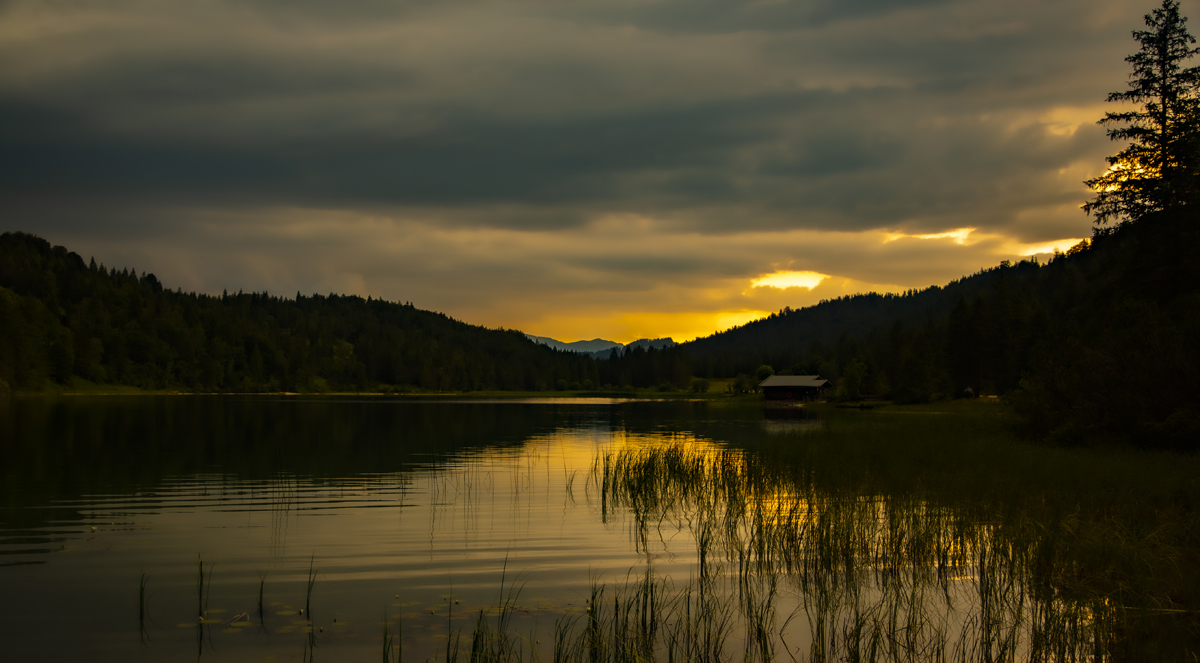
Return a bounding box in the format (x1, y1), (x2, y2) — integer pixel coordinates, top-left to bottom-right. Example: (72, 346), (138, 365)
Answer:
(4, 208), (1195, 449)
(690, 207), (1199, 450)
(2, 1), (1199, 450)
(0, 230), (695, 394)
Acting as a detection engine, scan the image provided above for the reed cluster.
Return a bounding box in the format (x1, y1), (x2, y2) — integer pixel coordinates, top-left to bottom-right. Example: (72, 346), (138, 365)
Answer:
(595, 440), (1102, 662)
(588, 401), (1200, 661)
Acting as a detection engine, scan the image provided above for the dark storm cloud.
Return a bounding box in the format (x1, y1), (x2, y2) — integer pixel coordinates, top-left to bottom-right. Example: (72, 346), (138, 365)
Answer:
(0, 0), (1172, 339)
(0, 0), (1137, 235)
(0, 92), (785, 208)
(574, 0), (957, 34)
(0, 78), (1104, 234)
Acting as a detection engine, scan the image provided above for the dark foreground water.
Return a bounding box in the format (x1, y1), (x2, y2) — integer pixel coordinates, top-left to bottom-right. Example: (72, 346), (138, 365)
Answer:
(3, 396), (1134, 663)
(0, 396), (820, 662)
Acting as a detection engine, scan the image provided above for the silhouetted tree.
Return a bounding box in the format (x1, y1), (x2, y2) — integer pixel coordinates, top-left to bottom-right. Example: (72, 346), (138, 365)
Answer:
(1085, 0), (1200, 227)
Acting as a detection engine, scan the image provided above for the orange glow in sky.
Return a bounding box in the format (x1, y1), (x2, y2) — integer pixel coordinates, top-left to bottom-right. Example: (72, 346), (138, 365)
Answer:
(527, 309), (772, 345)
(751, 271), (829, 290)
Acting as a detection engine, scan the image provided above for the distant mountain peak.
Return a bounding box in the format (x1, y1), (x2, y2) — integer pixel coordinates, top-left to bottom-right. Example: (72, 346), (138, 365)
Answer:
(525, 335), (623, 354)
(526, 334), (675, 358)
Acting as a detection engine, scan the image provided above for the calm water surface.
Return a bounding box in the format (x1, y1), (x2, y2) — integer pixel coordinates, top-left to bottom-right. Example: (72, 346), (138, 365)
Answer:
(0, 396), (801, 661)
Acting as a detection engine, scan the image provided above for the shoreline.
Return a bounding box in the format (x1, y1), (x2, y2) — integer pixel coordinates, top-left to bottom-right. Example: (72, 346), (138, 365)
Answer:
(2, 386), (763, 401)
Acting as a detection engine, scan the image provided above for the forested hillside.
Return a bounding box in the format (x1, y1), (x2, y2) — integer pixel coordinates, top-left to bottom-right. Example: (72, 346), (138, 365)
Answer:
(681, 259), (1046, 391)
(0, 231), (703, 393)
(4, 1), (1199, 447)
(670, 209), (1199, 449)
(0, 232), (591, 392)
(3, 218), (1196, 448)
(672, 0), (1200, 450)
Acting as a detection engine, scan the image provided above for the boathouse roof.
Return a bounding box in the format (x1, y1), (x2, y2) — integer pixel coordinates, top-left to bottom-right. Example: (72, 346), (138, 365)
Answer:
(758, 375), (830, 388)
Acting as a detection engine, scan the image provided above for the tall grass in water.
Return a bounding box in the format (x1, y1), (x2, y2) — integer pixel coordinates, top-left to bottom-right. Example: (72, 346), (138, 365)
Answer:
(540, 570), (735, 663)
(593, 432), (1129, 662)
(143, 403), (1195, 662)
(304, 555), (319, 657)
(305, 554), (317, 617)
(450, 559), (526, 663)
(195, 555), (214, 618)
(138, 572), (150, 644)
(382, 607), (401, 663)
(257, 569), (268, 628)
(195, 554), (215, 657)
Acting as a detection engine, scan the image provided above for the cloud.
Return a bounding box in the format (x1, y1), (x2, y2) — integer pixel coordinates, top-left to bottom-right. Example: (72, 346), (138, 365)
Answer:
(25, 206), (1088, 342)
(751, 271), (829, 290)
(0, 0), (1170, 341)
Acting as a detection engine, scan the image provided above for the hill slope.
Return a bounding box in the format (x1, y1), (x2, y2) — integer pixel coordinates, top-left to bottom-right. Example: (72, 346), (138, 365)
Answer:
(674, 209), (1199, 448)
(0, 232), (603, 392)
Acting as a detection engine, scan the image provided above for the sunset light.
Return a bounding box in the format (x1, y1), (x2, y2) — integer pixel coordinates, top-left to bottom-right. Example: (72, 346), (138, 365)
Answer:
(3, 0), (1198, 659)
(882, 228), (976, 245)
(751, 270), (829, 290)
(1015, 238), (1089, 256)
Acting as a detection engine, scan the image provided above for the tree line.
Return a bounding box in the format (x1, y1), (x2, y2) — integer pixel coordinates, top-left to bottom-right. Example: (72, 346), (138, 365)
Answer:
(2, 1), (1196, 449)
(672, 0), (1200, 450)
(0, 232), (696, 393)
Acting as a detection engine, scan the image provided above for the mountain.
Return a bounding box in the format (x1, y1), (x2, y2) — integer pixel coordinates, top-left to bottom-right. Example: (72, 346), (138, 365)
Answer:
(525, 335), (623, 354)
(527, 335), (676, 359)
(624, 338), (676, 352)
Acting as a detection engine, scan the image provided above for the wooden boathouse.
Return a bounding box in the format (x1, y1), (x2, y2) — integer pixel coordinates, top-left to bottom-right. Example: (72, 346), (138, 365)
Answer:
(758, 375), (831, 401)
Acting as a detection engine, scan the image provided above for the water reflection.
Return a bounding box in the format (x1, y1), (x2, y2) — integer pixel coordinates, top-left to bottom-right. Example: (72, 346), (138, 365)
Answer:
(596, 439), (1110, 662)
(761, 407), (823, 435)
(2, 397), (767, 661)
(0, 397), (1118, 661)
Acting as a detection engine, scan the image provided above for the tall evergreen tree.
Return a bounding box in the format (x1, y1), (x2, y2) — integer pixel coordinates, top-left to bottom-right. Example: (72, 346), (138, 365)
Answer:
(1084, 0), (1200, 227)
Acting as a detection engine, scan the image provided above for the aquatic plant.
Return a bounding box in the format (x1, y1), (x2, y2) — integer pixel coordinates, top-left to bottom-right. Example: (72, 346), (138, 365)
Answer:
(305, 555), (318, 618)
(138, 572), (150, 644)
(592, 437), (1118, 662)
(257, 569), (268, 627)
(195, 555), (214, 619)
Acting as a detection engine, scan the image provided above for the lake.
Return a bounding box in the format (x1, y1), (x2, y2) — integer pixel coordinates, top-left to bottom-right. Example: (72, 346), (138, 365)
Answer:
(0, 396), (1130, 661)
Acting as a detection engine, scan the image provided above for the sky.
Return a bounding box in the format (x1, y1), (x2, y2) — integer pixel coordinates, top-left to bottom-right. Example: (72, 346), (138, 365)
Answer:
(0, 0), (1177, 343)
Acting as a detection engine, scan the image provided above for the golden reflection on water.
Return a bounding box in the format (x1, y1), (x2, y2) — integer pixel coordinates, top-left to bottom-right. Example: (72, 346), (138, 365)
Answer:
(0, 399), (1116, 662)
(596, 436), (1113, 663)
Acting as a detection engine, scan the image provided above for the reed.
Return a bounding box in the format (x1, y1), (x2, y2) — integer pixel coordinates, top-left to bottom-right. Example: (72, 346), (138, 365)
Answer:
(305, 554), (317, 618)
(257, 569), (268, 626)
(195, 555), (214, 619)
(196, 556), (203, 618)
(150, 402), (1197, 661)
(454, 558), (527, 663)
(138, 571), (150, 644)
(591, 429), (1131, 662)
(383, 608), (396, 663)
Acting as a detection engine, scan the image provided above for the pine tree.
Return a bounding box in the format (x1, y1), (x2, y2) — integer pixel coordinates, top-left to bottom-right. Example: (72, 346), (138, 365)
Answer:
(1085, 0), (1200, 227)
